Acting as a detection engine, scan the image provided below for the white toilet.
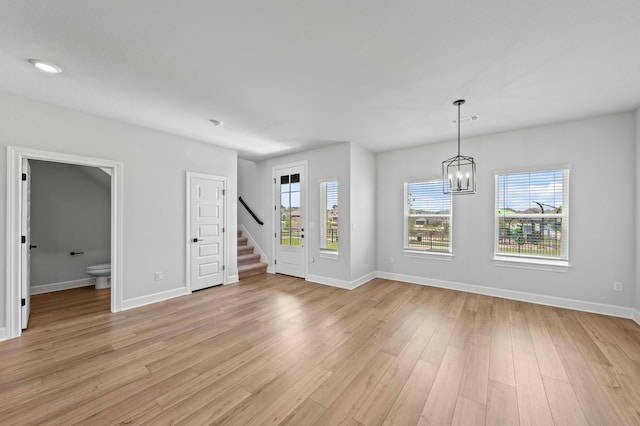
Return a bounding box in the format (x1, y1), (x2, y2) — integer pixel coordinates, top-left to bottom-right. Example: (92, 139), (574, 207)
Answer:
(87, 263), (111, 289)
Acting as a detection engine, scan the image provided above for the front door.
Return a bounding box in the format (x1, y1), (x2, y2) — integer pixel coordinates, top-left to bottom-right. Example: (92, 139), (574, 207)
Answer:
(21, 158), (31, 329)
(189, 174), (225, 291)
(275, 164), (305, 278)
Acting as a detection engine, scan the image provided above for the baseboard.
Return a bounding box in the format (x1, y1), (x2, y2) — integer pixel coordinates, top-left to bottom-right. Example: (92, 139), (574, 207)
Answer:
(238, 224), (269, 265)
(31, 278), (95, 295)
(226, 274), (239, 285)
(633, 309), (640, 326)
(267, 266), (275, 274)
(121, 287), (190, 311)
(376, 271), (635, 320)
(0, 327), (7, 342)
(307, 271), (376, 290)
(351, 271), (378, 289)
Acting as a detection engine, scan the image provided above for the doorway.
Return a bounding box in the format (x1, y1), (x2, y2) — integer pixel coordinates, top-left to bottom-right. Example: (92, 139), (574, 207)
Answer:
(273, 162), (307, 278)
(26, 160), (112, 327)
(6, 146), (123, 339)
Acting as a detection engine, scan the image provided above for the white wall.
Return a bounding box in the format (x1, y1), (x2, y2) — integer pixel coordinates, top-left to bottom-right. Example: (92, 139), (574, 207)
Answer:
(636, 108), (640, 315)
(350, 143), (376, 281)
(238, 143), (352, 283)
(30, 161), (110, 287)
(0, 92), (237, 330)
(377, 112), (636, 308)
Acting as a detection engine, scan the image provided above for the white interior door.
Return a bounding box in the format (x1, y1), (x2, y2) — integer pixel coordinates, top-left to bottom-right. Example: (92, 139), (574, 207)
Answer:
(189, 175), (225, 291)
(275, 165), (305, 278)
(21, 158), (31, 329)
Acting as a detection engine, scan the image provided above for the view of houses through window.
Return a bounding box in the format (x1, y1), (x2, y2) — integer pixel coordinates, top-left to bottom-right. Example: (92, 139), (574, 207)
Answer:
(495, 168), (569, 260)
(320, 180), (338, 251)
(404, 179), (452, 253)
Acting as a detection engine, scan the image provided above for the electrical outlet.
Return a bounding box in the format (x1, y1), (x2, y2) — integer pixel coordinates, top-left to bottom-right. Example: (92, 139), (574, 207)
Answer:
(154, 271), (163, 281)
(613, 281), (623, 292)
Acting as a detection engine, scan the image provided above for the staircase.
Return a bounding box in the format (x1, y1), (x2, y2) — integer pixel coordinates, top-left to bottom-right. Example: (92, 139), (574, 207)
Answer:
(237, 230), (268, 279)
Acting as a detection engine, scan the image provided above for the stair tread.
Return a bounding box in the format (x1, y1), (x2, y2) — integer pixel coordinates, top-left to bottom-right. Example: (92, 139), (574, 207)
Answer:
(238, 262), (268, 272)
(238, 253), (260, 260)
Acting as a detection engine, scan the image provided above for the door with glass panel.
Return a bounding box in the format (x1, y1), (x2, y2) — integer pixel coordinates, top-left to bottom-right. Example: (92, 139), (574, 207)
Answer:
(275, 164), (305, 278)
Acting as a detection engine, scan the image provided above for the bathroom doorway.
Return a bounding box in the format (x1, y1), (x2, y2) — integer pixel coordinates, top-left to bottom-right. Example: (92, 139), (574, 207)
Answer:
(27, 160), (112, 324)
(6, 147), (123, 339)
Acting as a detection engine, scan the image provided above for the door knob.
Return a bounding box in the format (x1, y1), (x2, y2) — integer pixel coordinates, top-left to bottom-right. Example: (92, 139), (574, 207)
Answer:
(29, 244), (37, 249)
(192, 238), (202, 243)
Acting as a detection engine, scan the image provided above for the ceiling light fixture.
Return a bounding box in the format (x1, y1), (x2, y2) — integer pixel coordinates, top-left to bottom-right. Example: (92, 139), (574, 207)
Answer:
(28, 59), (62, 74)
(209, 119), (223, 127)
(442, 99), (476, 195)
(450, 114), (479, 126)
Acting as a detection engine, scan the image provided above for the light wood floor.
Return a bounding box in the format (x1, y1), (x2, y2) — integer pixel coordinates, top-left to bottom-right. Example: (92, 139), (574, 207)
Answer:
(2, 276), (640, 425)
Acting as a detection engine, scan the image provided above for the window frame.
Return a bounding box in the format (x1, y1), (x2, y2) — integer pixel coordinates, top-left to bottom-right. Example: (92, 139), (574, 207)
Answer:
(319, 178), (339, 256)
(493, 165), (571, 270)
(403, 177), (453, 258)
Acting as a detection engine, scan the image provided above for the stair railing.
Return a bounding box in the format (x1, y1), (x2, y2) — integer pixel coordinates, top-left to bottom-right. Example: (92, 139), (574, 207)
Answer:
(239, 196), (264, 225)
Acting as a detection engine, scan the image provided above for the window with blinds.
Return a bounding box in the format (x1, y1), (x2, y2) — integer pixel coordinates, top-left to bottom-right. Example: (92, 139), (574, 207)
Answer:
(495, 168), (569, 260)
(320, 180), (338, 251)
(404, 179), (452, 253)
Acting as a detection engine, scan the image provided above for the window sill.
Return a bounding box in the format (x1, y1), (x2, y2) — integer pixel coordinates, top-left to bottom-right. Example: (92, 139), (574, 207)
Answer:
(403, 250), (454, 261)
(319, 250), (339, 260)
(492, 256), (571, 272)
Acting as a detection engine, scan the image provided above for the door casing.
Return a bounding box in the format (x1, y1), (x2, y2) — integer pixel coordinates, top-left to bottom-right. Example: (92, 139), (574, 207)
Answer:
(5, 146), (123, 339)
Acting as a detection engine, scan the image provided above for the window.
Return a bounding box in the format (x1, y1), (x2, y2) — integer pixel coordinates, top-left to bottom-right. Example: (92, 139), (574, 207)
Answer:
(404, 179), (452, 253)
(280, 173), (301, 246)
(320, 180), (338, 252)
(495, 168), (569, 262)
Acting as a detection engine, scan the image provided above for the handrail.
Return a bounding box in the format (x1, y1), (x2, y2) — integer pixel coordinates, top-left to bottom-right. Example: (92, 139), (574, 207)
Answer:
(239, 196), (264, 225)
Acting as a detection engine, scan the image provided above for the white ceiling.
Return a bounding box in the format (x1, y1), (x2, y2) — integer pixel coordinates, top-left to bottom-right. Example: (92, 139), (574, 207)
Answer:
(1, 1), (639, 160)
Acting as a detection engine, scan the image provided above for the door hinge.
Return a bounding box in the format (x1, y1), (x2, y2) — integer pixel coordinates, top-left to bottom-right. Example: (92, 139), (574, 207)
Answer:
(222, 227), (225, 233)
(222, 189), (226, 195)
(274, 259), (277, 265)
(21, 298), (26, 306)
(273, 178), (276, 184)
(274, 233), (277, 238)
(21, 235), (26, 244)
(222, 265), (226, 271)
(21, 173), (27, 181)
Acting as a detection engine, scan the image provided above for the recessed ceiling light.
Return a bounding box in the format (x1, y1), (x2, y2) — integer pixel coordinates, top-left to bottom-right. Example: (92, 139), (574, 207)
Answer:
(28, 59), (62, 74)
(209, 119), (223, 127)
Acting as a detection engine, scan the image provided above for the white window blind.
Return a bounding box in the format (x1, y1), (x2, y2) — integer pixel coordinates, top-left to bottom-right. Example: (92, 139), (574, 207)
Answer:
(404, 179), (452, 253)
(320, 180), (338, 251)
(495, 168), (569, 260)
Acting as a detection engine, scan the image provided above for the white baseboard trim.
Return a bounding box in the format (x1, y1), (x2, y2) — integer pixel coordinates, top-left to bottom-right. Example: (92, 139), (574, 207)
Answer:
(238, 224), (269, 265)
(0, 327), (7, 342)
(227, 275), (239, 285)
(376, 271), (635, 320)
(267, 266), (275, 274)
(633, 310), (640, 326)
(307, 271), (376, 290)
(31, 278), (95, 295)
(121, 287), (190, 311)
